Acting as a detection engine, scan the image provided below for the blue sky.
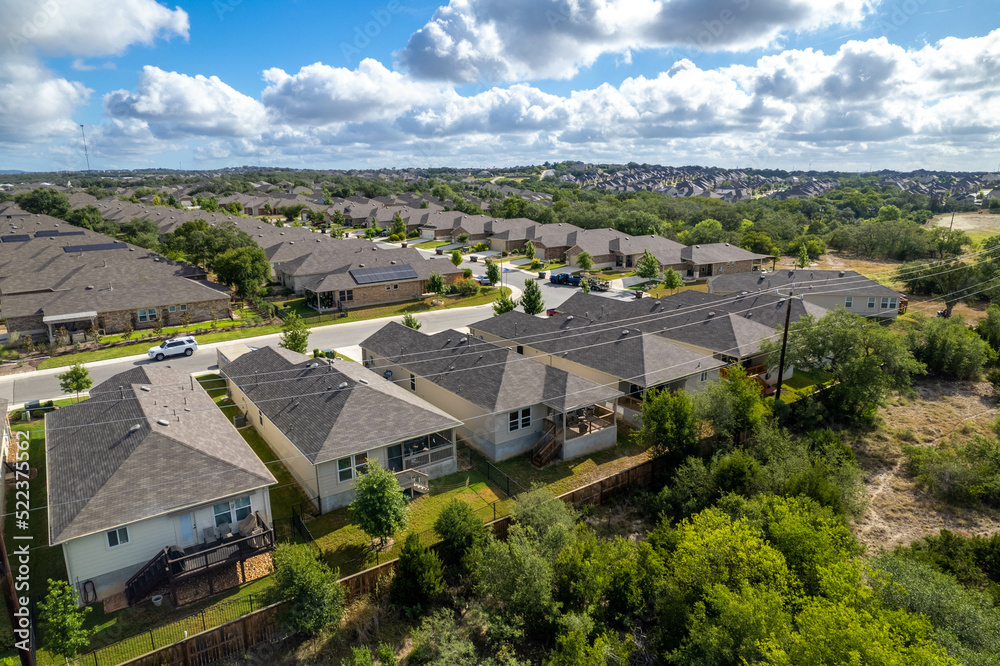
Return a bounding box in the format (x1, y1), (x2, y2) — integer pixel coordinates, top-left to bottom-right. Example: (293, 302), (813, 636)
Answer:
(1, 0), (998, 172)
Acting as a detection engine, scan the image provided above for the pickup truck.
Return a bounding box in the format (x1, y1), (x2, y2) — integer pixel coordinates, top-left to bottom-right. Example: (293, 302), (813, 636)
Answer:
(549, 273), (582, 286)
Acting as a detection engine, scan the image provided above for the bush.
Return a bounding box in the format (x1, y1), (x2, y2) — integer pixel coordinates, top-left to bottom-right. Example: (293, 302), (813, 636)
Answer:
(434, 498), (488, 566)
(906, 315), (991, 380)
(272, 543), (346, 636)
(462, 267), (473, 278)
(904, 436), (1000, 508)
(391, 533), (444, 609)
(455, 278), (479, 297)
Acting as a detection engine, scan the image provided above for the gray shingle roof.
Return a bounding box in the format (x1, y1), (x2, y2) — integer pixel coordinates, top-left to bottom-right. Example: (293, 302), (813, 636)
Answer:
(681, 243), (770, 264)
(709, 269), (900, 298)
(221, 347), (460, 464)
(46, 366), (276, 545)
(361, 323), (621, 412)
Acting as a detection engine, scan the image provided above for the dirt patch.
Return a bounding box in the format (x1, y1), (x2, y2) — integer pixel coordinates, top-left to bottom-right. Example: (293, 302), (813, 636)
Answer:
(848, 378), (1000, 552)
(928, 210), (1000, 236)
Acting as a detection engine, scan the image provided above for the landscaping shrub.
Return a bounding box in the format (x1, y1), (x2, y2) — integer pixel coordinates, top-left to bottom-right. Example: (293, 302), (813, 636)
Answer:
(272, 543), (346, 636)
(433, 498), (488, 566)
(462, 267), (473, 278)
(391, 533), (444, 609)
(906, 314), (991, 380)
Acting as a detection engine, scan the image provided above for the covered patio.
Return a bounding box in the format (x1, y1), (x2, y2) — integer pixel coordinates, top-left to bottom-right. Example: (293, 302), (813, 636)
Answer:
(42, 310), (97, 342)
(532, 399), (619, 468)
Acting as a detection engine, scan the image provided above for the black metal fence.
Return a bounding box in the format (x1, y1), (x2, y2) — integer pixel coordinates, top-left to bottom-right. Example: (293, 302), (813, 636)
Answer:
(462, 447), (526, 497)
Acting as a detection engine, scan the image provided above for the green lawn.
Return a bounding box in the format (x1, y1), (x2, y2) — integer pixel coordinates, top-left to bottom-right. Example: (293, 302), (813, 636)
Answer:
(776, 369), (836, 403)
(413, 239), (450, 250)
(37, 289), (510, 370)
(306, 468), (508, 576)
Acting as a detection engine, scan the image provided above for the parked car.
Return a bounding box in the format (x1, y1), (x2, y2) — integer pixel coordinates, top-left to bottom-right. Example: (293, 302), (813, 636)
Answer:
(549, 273), (582, 286)
(588, 278), (611, 291)
(546, 308), (560, 317)
(148, 336), (198, 361)
(475, 275), (492, 285)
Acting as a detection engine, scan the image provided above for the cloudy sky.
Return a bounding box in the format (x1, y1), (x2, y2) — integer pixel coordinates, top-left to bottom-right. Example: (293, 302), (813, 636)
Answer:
(1, 0), (998, 172)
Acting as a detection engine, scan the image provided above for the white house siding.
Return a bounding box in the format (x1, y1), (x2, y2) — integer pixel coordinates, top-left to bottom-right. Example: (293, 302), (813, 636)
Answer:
(62, 489), (270, 603)
(803, 294), (899, 319)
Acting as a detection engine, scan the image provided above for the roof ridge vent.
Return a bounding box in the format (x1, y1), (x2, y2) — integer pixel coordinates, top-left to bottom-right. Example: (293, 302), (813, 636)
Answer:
(359, 378), (369, 384)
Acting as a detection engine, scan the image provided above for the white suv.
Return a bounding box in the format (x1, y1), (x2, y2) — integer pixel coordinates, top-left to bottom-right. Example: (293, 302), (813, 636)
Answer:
(148, 336), (198, 361)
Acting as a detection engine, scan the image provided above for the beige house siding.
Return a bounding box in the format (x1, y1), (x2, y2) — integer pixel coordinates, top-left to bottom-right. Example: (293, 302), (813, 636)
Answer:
(804, 294), (899, 319)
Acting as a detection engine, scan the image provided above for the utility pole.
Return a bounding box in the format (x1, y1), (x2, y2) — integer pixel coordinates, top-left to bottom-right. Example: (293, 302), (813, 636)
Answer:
(773, 288), (795, 404)
(79, 125), (90, 172)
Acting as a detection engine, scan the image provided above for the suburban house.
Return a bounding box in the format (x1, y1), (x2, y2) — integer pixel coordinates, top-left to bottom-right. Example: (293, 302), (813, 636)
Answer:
(361, 324), (623, 466)
(678, 243), (772, 278)
(709, 269), (905, 318)
(469, 303), (725, 425)
(487, 221), (584, 259)
(565, 228), (629, 268)
(0, 214), (231, 341)
(220, 345), (462, 513)
(269, 240), (462, 312)
(46, 366), (277, 606)
(608, 235), (686, 271)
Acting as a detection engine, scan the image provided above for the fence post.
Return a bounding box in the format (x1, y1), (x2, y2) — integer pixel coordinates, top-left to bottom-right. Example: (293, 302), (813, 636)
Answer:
(249, 593), (253, 612)
(493, 503), (496, 521)
(150, 629), (155, 651)
(202, 609), (207, 631)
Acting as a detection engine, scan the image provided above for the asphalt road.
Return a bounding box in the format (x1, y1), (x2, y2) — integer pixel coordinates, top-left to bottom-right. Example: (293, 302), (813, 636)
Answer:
(0, 265), (634, 406)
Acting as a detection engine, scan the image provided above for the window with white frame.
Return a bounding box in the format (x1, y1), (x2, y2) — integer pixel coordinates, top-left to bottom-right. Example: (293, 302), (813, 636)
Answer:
(881, 297), (890, 310)
(700, 371), (708, 382)
(844, 296), (853, 308)
(168, 305), (176, 313)
(889, 297), (898, 310)
(234, 496), (252, 522)
(213, 495), (252, 526)
(867, 297), (876, 309)
(338, 453), (369, 482)
(106, 526), (129, 548)
(509, 407), (531, 432)
(137, 307), (158, 323)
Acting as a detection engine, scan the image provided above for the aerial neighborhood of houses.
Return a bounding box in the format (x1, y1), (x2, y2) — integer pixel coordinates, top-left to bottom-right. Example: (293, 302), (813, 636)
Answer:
(5, 163), (990, 626)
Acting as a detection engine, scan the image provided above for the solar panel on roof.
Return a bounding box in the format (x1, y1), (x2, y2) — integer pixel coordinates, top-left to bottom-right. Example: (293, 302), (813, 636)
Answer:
(349, 264), (419, 285)
(1, 235), (30, 243)
(35, 229), (85, 238)
(62, 242), (129, 253)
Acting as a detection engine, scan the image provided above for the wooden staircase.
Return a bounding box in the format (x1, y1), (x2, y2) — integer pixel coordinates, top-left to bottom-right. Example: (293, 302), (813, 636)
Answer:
(124, 548), (169, 606)
(531, 420), (563, 468)
(394, 469), (430, 495)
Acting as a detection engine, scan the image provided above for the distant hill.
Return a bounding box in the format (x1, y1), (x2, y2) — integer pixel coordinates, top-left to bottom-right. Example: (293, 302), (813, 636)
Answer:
(0, 170), (24, 174)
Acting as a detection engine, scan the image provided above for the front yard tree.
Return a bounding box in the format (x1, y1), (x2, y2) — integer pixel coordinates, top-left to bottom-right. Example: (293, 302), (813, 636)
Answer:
(577, 251), (594, 272)
(636, 250), (660, 279)
(272, 543), (346, 636)
(57, 363), (93, 403)
(524, 240), (536, 260)
(38, 579), (94, 659)
(402, 313), (422, 330)
(637, 388), (697, 466)
(663, 269), (684, 294)
(493, 290), (518, 316)
(350, 460), (409, 552)
(391, 212), (406, 237)
(426, 271), (445, 295)
(213, 246), (270, 299)
(279, 311), (310, 354)
(797, 244), (810, 268)
(764, 308), (926, 421)
(486, 259), (501, 285)
(450, 249), (463, 267)
(520, 278), (545, 315)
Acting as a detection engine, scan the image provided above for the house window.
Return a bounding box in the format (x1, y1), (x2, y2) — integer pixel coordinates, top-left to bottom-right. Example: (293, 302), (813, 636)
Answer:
(234, 496), (252, 522)
(339, 290), (354, 302)
(867, 297), (876, 309)
(410, 373), (416, 391)
(881, 297), (890, 310)
(385, 284), (391, 291)
(214, 496), (251, 526)
(337, 453), (369, 482)
(258, 410), (263, 426)
(168, 305), (176, 313)
(700, 371), (708, 382)
(106, 527), (129, 548)
(889, 297), (898, 310)
(137, 308), (158, 323)
(393, 283), (399, 290)
(180, 304), (187, 311)
(509, 407), (531, 432)
(214, 502), (233, 527)
(844, 296), (853, 308)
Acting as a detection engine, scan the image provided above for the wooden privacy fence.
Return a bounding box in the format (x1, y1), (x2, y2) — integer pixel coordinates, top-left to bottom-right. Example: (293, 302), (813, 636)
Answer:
(109, 454), (667, 666)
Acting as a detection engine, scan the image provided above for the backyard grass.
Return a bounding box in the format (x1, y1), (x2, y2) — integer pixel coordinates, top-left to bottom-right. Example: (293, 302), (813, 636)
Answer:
(645, 282), (709, 297)
(36, 289), (510, 370)
(305, 468), (508, 576)
(775, 369), (835, 403)
(413, 240), (450, 250)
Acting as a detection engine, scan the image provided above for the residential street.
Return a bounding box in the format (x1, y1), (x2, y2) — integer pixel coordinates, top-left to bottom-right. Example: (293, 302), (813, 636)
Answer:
(0, 267), (634, 405)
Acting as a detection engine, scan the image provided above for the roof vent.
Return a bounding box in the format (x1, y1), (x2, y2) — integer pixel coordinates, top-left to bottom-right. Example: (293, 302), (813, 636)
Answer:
(308, 362), (318, 368)
(708, 311), (716, 317)
(289, 241), (294, 244)
(695, 244), (701, 248)
(140, 386), (151, 392)
(129, 423), (141, 432)
(839, 271), (845, 277)
(156, 419), (169, 426)
(459, 337), (468, 344)
(566, 315), (574, 321)
(85, 285), (93, 290)
(359, 378), (369, 384)
(621, 329), (629, 335)
(338, 381), (348, 389)
(390, 260), (396, 264)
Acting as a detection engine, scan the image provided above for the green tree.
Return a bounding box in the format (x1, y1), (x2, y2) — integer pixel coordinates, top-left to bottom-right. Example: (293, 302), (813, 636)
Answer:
(64, 205), (117, 234)
(520, 278), (545, 315)
(450, 249), (463, 267)
(392, 532), (445, 608)
(493, 289), (518, 316)
(635, 249), (660, 279)
(580, 278), (590, 293)
(15, 188), (71, 218)
(57, 363), (93, 403)
(689, 218), (725, 245)
(896, 259), (981, 316)
(524, 240), (536, 260)
(37, 580), (94, 659)
(213, 246), (270, 299)
(120, 217), (161, 249)
(696, 365), (770, 445)
(576, 251), (594, 272)
(877, 204), (902, 221)
(636, 388), (696, 465)
(391, 212), (407, 237)
(486, 259), (501, 285)
(426, 272), (445, 295)
(433, 498), (488, 566)
(350, 460), (409, 552)
(272, 543), (345, 636)
(402, 313), (422, 330)
(546, 630), (633, 666)
(279, 311), (310, 354)
(906, 314), (991, 380)
(662, 268), (684, 294)
(975, 304), (1000, 350)
(797, 244), (810, 268)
